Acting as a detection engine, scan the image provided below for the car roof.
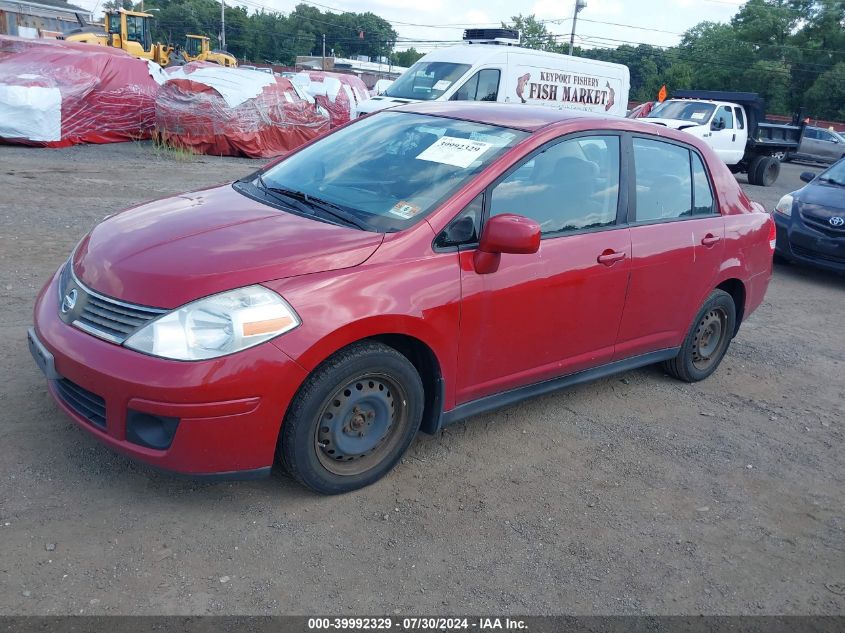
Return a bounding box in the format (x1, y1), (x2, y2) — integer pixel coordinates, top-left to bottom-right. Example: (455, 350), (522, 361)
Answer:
(393, 101), (614, 132)
(389, 101), (720, 157)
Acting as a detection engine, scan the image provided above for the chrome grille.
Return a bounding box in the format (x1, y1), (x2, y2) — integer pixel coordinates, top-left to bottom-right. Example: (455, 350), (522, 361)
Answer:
(799, 210), (845, 237)
(58, 262), (166, 344)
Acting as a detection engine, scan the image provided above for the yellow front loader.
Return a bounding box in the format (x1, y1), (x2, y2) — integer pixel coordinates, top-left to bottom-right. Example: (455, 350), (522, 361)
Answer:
(181, 35), (237, 67)
(64, 9), (172, 67)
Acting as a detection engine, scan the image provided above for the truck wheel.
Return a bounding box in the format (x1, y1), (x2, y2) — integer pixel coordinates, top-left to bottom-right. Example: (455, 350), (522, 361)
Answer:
(746, 155), (764, 184)
(756, 156), (781, 186)
(662, 290), (736, 383)
(278, 341), (424, 494)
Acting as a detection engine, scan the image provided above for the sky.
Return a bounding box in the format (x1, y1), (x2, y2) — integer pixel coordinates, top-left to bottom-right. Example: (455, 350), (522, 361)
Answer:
(75, 0), (748, 53)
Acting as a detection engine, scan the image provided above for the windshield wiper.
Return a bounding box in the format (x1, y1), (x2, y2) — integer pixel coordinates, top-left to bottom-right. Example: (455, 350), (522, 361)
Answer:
(818, 176), (845, 187)
(255, 175), (317, 216)
(257, 177), (367, 230)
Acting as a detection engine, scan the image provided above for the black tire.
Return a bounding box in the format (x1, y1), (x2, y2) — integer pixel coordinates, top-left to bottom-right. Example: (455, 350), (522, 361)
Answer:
(278, 341), (424, 494)
(757, 156), (781, 186)
(663, 289), (737, 383)
(746, 155), (764, 184)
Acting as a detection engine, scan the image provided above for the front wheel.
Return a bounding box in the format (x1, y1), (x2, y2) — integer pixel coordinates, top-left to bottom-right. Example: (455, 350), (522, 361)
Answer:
(278, 341), (424, 494)
(663, 290), (736, 383)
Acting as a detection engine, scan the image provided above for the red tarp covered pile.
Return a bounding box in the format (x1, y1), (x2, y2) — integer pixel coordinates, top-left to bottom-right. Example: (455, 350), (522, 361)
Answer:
(291, 71), (370, 127)
(0, 35), (164, 147)
(156, 63), (331, 158)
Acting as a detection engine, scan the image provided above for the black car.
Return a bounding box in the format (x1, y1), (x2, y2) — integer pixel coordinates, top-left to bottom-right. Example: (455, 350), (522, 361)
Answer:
(773, 158), (845, 272)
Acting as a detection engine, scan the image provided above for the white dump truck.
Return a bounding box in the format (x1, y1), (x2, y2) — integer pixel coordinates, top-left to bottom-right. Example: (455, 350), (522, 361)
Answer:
(645, 90), (805, 186)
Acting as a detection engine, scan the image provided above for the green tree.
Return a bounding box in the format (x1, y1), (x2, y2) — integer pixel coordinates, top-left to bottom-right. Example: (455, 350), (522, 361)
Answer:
(503, 14), (558, 51)
(804, 61), (845, 119)
(391, 47), (424, 68)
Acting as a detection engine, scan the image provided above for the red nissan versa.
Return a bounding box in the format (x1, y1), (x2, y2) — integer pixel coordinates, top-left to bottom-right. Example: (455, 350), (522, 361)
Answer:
(29, 103), (775, 494)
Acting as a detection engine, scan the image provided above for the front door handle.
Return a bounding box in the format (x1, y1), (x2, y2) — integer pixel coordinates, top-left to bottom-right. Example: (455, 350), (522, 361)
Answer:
(701, 234), (721, 247)
(597, 250), (626, 266)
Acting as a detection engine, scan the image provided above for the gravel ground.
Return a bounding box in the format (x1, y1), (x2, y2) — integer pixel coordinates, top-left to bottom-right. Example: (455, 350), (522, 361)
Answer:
(0, 143), (843, 615)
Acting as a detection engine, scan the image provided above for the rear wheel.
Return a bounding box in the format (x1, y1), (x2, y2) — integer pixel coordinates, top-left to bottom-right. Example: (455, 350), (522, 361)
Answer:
(663, 290), (736, 383)
(278, 341), (424, 494)
(753, 156), (781, 186)
(745, 155), (764, 183)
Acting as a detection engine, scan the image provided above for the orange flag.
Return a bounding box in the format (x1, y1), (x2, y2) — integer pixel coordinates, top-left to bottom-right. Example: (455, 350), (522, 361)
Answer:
(658, 85), (668, 102)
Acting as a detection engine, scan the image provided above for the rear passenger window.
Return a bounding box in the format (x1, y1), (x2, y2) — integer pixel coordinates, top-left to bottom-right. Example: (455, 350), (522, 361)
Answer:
(490, 135), (619, 235)
(452, 69), (500, 102)
(692, 153), (715, 215)
(734, 107), (745, 130)
(633, 138), (692, 221)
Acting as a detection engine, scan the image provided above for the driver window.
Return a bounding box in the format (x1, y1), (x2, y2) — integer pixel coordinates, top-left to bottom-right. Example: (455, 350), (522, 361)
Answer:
(451, 69), (500, 102)
(713, 106), (734, 130)
(107, 14), (120, 34)
(489, 135), (619, 236)
(126, 16), (142, 43)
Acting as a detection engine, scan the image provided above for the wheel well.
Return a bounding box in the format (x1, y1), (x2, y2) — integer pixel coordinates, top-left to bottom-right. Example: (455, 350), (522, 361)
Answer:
(716, 278), (746, 337)
(369, 334), (444, 435)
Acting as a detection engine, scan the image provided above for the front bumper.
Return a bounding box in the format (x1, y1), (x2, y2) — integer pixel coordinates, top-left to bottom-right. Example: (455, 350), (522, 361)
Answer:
(31, 268), (309, 477)
(773, 212), (845, 273)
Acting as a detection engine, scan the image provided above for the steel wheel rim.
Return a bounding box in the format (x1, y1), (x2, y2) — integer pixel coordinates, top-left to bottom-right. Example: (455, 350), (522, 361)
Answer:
(314, 372), (409, 476)
(692, 307), (728, 371)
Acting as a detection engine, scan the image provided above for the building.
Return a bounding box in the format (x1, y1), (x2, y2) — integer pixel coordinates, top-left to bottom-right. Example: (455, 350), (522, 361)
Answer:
(0, 0), (92, 38)
(295, 55), (408, 89)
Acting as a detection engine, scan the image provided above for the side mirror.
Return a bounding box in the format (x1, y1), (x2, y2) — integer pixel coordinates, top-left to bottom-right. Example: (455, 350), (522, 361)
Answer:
(800, 171), (816, 183)
(473, 213), (541, 275)
(711, 119), (725, 131)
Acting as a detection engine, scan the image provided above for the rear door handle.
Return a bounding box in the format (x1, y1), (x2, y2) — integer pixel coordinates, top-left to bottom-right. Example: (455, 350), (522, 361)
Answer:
(701, 234), (721, 247)
(597, 250), (626, 266)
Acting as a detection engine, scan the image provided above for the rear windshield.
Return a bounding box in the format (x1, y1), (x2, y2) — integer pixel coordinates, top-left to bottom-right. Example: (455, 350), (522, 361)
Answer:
(384, 61), (471, 101)
(253, 111), (528, 232)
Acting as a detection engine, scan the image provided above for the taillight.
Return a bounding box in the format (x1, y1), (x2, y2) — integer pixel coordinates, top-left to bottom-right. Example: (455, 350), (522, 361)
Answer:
(768, 218), (777, 250)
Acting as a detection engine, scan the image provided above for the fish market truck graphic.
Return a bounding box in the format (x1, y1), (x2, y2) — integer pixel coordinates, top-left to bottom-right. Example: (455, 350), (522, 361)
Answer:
(515, 71), (616, 112)
(357, 29), (629, 118)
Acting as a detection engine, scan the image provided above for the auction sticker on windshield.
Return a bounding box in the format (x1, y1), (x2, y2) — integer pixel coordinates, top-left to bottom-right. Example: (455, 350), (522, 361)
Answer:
(416, 136), (493, 168)
(389, 201), (422, 219)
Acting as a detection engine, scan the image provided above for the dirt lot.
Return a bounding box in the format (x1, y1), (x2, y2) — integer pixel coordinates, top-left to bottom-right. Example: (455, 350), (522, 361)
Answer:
(0, 143), (843, 616)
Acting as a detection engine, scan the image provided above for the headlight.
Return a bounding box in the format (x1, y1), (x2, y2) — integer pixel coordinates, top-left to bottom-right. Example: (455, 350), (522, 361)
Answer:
(124, 285), (300, 361)
(774, 194), (793, 216)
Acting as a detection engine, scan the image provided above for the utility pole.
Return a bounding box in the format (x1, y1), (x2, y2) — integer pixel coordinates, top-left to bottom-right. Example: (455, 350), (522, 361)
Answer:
(220, 0), (226, 50)
(568, 0), (587, 56)
(322, 34), (326, 70)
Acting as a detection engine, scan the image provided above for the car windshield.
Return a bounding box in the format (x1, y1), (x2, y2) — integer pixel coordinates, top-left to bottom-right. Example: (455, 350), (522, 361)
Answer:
(384, 62), (471, 101)
(817, 158), (845, 186)
(252, 111), (528, 232)
(647, 101), (715, 124)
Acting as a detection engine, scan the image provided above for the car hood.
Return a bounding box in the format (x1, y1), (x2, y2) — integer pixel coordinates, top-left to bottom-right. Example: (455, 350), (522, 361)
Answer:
(796, 182), (845, 213)
(73, 184), (384, 309)
(643, 118), (705, 132)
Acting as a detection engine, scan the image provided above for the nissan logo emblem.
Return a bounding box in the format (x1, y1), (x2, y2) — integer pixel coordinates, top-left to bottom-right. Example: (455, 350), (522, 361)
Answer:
(830, 216), (845, 227)
(61, 288), (78, 314)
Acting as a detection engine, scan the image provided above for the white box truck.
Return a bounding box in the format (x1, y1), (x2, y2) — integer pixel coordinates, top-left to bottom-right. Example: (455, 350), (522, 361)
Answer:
(357, 29), (630, 118)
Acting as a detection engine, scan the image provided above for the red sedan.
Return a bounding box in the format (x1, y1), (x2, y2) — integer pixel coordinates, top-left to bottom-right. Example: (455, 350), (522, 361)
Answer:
(29, 103), (775, 494)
